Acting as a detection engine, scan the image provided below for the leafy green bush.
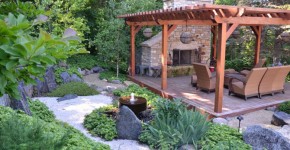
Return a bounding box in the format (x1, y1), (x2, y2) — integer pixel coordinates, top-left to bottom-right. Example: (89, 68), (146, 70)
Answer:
(84, 105), (117, 141)
(113, 84), (159, 105)
(67, 54), (98, 69)
(278, 101), (290, 114)
(54, 67), (82, 84)
(99, 70), (127, 83)
(0, 106), (110, 150)
(225, 59), (252, 72)
(199, 124), (251, 150)
(28, 99), (55, 122)
(46, 82), (99, 97)
(139, 99), (210, 149)
(0, 113), (67, 150)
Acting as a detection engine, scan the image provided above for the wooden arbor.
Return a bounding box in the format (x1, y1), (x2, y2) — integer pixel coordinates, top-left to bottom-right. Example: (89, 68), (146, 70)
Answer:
(118, 4), (290, 113)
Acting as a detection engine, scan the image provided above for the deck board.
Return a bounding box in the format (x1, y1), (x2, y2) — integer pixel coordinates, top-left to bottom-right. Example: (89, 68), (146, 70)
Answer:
(130, 76), (290, 117)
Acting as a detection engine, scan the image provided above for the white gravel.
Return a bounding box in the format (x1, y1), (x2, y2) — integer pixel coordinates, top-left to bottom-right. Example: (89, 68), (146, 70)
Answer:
(34, 95), (149, 150)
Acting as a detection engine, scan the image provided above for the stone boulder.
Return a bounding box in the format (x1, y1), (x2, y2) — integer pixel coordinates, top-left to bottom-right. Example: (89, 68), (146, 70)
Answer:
(243, 125), (290, 150)
(111, 79), (122, 84)
(57, 94), (78, 102)
(0, 94), (10, 106)
(212, 117), (228, 125)
(271, 111), (290, 126)
(34, 66), (57, 96)
(60, 72), (71, 83)
(70, 74), (82, 82)
(91, 66), (104, 73)
(45, 66), (57, 92)
(116, 106), (142, 140)
(178, 144), (196, 150)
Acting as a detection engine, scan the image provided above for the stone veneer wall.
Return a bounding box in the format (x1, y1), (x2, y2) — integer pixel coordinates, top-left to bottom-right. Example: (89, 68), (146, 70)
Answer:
(140, 0), (213, 67)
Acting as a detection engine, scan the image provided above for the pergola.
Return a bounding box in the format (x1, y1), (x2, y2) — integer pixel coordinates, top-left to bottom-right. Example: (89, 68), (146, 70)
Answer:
(118, 4), (290, 113)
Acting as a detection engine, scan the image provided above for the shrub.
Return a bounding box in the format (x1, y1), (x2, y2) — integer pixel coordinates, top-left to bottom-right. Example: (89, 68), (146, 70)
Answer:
(278, 101), (290, 114)
(99, 70), (127, 83)
(67, 54), (98, 69)
(84, 105), (117, 141)
(46, 82), (99, 97)
(0, 106), (67, 150)
(28, 99), (55, 122)
(225, 59), (252, 72)
(0, 106), (110, 150)
(199, 124), (251, 150)
(139, 99), (210, 149)
(54, 67), (82, 84)
(113, 84), (159, 105)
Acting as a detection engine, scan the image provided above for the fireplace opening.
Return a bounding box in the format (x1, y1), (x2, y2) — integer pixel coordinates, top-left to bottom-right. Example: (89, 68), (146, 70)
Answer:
(172, 49), (194, 66)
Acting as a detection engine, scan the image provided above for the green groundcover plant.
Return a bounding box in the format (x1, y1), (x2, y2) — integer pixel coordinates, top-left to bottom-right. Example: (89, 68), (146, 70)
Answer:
(0, 106), (109, 150)
(84, 105), (118, 141)
(28, 99), (55, 122)
(139, 99), (211, 149)
(278, 101), (290, 114)
(46, 82), (99, 97)
(67, 54), (98, 70)
(199, 124), (251, 150)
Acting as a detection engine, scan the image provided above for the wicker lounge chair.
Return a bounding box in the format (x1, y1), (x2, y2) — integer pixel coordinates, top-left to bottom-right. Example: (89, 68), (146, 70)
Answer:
(193, 63), (216, 93)
(271, 65), (290, 94)
(240, 58), (266, 76)
(229, 68), (267, 100)
(258, 66), (281, 97)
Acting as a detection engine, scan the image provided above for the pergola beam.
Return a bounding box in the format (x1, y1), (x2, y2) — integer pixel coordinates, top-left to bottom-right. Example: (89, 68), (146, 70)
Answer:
(214, 16), (290, 25)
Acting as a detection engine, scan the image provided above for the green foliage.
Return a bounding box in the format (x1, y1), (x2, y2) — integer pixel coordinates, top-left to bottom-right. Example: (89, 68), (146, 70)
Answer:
(28, 99), (55, 122)
(214, 0), (237, 5)
(0, 106), (110, 150)
(139, 99), (210, 149)
(99, 70), (127, 83)
(0, 106), (67, 150)
(54, 66), (82, 84)
(94, 0), (162, 73)
(225, 59), (252, 72)
(47, 82), (99, 97)
(113, 84), (159, 105)
(0, 13), (85, 99)
(67, 54), (98, 69)
(84, 105), (117, 141)
(278, 101), (290, 114)
(199, 124), (251, 150)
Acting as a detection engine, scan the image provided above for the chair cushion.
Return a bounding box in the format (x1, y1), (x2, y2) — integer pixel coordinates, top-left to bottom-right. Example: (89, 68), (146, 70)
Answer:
(240, 70), (250, 76)
(232, 81), (244, 95)
(225, 69), (238, 74)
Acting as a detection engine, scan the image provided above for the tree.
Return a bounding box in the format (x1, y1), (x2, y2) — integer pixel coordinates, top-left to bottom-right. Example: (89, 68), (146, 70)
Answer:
(0, 13), (86, 112)
(94, 0), (162, 76)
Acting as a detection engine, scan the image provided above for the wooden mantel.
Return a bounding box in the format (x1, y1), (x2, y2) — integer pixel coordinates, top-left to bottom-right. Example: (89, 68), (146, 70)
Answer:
(118, 4), (290, 113)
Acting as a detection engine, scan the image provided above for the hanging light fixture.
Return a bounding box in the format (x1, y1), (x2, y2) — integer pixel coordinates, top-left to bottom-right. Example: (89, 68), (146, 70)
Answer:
(180, 20), (192, 44)
(143, 27), (153, 38)
(232, 30), (240, 39)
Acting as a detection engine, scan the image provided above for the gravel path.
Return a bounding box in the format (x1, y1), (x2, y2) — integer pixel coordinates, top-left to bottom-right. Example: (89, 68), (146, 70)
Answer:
(34, 95), (149, 150)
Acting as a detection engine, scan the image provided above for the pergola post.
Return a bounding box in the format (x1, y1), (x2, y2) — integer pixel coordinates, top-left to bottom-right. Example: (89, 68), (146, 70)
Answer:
(161, 24), (168, 90)
(130, 25), (142, 76)
(251, 26), (263, 65)
(130, 25), (136, 76)
(211, 26), (218, 59)
(214, 23), (227, 113)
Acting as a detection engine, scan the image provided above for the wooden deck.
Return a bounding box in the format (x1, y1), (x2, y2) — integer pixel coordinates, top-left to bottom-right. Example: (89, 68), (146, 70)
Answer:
(129, 75), (290, 118)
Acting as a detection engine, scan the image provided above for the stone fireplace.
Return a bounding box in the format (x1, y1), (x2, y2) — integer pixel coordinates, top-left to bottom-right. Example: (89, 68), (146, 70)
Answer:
(139, 0), (213, 76)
